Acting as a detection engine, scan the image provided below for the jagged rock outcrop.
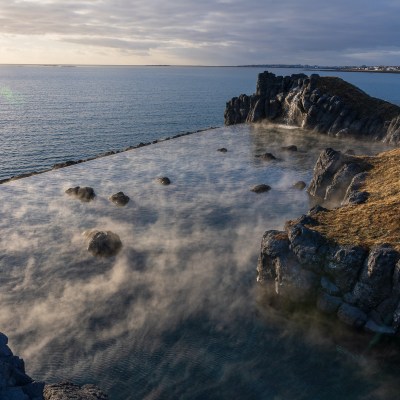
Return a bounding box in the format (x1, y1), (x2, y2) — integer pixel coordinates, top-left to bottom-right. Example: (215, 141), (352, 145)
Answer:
(307, 148), (371, 206)
(0, 332), (108, 399)
(225, 71), (400, 144)
(257, 148), (400, 336)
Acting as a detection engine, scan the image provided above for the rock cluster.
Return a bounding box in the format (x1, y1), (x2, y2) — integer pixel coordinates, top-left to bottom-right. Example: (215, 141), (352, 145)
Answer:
(0, 332), (108, 399)
(257, 148), (400, 335)
(224, 71), (400, 144)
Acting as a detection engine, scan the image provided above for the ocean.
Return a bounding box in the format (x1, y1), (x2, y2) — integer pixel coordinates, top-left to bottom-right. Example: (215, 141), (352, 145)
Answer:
(0, 65), (399, 181)
(0, 67), (400, 399)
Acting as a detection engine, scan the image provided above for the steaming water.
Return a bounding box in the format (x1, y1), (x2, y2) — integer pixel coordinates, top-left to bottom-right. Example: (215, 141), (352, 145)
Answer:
(0, 124), (398, 399)
(1, 65), (400, 181)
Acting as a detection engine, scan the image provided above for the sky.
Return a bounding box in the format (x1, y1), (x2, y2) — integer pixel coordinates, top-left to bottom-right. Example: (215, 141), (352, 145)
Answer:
(0, 0), (400, 66)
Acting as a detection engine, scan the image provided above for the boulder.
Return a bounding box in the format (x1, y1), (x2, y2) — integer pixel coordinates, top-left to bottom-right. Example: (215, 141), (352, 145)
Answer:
(83, 230), (122, 257)
(217, 148), (227, 153)
(109, 192), (130, 206)
(65, 187), (95, 202)
(292, 181), (306, 190)
(251, 184), (271, 193)
(156, 177), (171, 185)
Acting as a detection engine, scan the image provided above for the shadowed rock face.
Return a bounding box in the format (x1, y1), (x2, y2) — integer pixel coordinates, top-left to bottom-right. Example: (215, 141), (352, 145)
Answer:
(225, 71), (400, 144)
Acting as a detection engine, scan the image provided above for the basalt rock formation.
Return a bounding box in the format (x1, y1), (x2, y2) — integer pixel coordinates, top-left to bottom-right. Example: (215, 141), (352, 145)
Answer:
(257, 148), (400, 336)
(225, 71), (400, 144)
(0, 332), (108, 400)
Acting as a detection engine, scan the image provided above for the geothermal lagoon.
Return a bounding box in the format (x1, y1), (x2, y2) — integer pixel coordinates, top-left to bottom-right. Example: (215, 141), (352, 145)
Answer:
(0, 124), (398, 399)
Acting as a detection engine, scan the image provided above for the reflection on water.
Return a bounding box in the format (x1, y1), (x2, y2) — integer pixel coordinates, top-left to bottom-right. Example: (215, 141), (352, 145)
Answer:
(0, 125), (398, 399)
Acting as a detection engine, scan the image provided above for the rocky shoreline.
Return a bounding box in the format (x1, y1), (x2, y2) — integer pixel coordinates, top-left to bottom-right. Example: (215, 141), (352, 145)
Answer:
(0, 127), (218, 185)
(0, 332), (108, 399)
(257, 148), (400, 336)
(224, 71), (400, 144)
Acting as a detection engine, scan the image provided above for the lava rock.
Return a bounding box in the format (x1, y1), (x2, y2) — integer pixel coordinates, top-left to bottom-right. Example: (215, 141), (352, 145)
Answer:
(83, 230), (122, 257)
(217, 148), (228, 153)
(109, 192), (130, 206)
(157, 177), (171, 185)
(65, 186), (96, 202)
(292, 181), (306, 190)
(251, 184), (271, 193)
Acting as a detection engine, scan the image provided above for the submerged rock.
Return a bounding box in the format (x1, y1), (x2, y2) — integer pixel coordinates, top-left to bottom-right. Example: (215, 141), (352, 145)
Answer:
(256, 152), (278, 161)
(217, 147), (228, 153)
(251, 184), (271, 193)
(65, 186), (96, 202)
(109, 191), (130, 206)
(83, 230), (122, 257)
(157, 177), (171, 185)
(292, 181), (306, 190)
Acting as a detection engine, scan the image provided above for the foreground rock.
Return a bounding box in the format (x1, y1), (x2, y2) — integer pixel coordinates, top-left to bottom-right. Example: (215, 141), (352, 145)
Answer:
(0, 332), (108, 400)
(109, 191), (130, 206)
(251, 184), (271, 193)
(83, 230), (122, 257)
(65, 186), (96, 202)
(257, 148), (400, 336)
(225, 71), (400, 144)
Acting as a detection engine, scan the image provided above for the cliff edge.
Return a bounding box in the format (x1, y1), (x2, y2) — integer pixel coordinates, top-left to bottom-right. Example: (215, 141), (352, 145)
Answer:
(257, 148), (400, 335)
(225, 71), (400, 144)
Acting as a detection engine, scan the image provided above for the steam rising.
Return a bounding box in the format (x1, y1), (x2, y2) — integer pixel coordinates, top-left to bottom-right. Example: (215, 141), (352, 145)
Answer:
(0, 125), (395, 399)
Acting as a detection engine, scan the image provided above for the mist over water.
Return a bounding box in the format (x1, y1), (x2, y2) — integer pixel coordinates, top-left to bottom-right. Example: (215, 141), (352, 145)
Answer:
(0, 125), (398, 399)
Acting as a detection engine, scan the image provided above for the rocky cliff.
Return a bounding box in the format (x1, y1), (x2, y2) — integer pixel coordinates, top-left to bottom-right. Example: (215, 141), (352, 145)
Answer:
(225, 71), (400, 144)
(257, 148), (400, 335)
(0, 332), (108, 400)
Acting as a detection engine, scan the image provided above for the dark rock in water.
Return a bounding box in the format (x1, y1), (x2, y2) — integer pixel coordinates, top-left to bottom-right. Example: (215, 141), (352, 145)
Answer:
(281, 145), (298, 152)
(65, 186), (96, 202)
(44, 382), (108, 400)
(256, 152), (277, 161)
(109, 191), (130, 206)
(225, 70), (400, 144)
(217, 148), (228, 153)
(157, 177), (171, 185)
(292, 181), (306, 190)
(337, 303), (368, 328)
(84, 230), (122, 257)
(251, 184), (271, 193)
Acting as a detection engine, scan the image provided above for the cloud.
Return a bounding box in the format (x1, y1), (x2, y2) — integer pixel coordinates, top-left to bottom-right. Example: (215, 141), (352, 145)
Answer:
(0, 1), (399, 67)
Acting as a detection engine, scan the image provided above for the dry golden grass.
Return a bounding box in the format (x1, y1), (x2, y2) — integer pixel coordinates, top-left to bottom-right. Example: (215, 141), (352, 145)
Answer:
(311, 148), (400, 251)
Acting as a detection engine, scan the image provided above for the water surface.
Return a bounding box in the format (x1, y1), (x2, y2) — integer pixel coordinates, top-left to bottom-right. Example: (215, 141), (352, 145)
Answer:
(0, 125), (398, 399)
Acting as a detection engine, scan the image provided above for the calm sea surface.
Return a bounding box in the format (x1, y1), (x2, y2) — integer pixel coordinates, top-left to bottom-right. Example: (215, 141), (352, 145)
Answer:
(0, 66), (399, 180)
(0, 67), (400, 399)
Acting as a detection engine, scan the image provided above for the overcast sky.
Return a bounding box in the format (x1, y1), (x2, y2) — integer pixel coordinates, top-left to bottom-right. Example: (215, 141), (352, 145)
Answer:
(1, 0), (399, 65)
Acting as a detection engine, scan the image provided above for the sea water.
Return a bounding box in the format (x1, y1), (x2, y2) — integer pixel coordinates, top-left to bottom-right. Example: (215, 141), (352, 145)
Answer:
(0, 123), (398, 400)
(1, 65), (400, 181)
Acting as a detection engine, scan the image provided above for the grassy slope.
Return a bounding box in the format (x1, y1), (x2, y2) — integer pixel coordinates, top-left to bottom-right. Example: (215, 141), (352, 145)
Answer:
(311, 148), (400, 251)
